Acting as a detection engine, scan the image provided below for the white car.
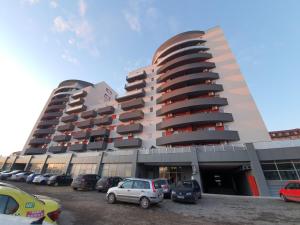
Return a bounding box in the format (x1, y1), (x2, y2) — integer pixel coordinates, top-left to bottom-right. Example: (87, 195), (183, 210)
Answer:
(0, 214), (52, 225)
(32, 174), (55, 185)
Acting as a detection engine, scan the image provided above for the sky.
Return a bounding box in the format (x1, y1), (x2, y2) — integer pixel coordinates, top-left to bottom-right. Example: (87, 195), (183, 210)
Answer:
(0, 0), (299, 156)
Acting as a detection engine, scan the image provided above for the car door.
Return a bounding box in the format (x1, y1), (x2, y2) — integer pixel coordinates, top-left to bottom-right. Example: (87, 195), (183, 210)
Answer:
(131, 180), (147, 203)
(284, 183), (295, 200)
(294, 183), (300, 202)
(116, 180), (134, 202)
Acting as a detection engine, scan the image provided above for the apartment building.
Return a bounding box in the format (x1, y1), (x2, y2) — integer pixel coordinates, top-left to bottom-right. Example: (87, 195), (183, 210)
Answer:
(1, 26), (298, 197)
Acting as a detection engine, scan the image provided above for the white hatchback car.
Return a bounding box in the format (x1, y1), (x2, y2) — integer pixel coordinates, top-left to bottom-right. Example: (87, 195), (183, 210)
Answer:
(32, 174), (55, 185)
(106, 178), (164, 209)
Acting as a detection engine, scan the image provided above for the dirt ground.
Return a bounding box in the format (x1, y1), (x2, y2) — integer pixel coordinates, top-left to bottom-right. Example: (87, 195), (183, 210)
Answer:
(6, 181), (300, 225)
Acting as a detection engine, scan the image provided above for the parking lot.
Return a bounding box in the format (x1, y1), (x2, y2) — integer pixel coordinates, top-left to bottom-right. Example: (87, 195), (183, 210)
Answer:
(5, 181), (300, 225)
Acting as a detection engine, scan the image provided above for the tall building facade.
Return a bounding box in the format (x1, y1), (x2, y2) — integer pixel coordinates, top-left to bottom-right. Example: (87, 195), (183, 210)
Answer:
(1, 27), (298, 197)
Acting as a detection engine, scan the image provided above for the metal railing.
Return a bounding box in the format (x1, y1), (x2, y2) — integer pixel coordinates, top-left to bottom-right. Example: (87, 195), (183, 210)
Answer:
(253, 139), (300, 149)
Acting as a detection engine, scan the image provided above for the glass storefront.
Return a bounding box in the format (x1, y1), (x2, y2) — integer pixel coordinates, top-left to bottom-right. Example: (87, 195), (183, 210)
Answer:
(70, 164), (98, 177)
(45, 163), (65, 174)
(261, 160), (300, 180)
(159, 166), (192, 185)
(29, 163), (43, 173)
(101, 164), (132, 178)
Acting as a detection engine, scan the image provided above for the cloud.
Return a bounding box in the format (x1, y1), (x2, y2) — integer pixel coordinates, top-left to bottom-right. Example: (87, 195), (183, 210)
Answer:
(22, 0), (40, 5)
(50, 0), (58, 8)
(124, 12), (141, 32)
(61, 49), (79, 65)
(53, 16), (70, 32)
(79, 0), (87, 17)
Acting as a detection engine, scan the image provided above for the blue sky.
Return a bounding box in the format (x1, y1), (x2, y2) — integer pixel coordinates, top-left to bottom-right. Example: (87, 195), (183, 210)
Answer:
(0, 0), (299, 155)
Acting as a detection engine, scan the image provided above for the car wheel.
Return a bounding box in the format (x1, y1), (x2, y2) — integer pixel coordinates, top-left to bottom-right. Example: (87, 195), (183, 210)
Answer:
(107, 193), (116, 204)
(140, 197), (150, 209)
(280, 194), (288, 202)
(54, 182), (59, 187)
(73, 187), (78, 191)
(41, 181), (46, 185)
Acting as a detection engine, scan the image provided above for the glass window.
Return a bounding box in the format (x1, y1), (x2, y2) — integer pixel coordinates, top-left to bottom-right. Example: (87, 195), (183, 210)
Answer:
(133, 180), (149, 189)
(0, 195), (8, 214)
(279, 171), (298, 180)
(263, 171), (280, 180)
(276, 162), (294, 170)
(5, 197), (19, 214)
(122, 180), (133, 189)
(261, 163), (276, 170)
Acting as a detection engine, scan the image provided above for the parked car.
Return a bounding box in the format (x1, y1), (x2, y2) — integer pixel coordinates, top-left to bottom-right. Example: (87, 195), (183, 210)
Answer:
(71, 174), (100, 190)
(96, 176), (123, 192)
(0, 170), (10, 175)
(0, 185), (61, 224)
(279, 180), (300, 202)
(33, 174), (55, 185)
(48, 175), (73, 186)
(26, 173), (41, 184)
(10, 172), (33, 182)
(0, 170), (23, 180)
(106, 178), (164, 209)
(153, 178), (171, 198)
(171, 180), (201, 203)
(0, 214), (52, 225)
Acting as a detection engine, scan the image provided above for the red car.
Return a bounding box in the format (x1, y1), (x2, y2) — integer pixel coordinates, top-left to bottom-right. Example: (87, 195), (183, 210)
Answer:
(279, 180), (300, 202)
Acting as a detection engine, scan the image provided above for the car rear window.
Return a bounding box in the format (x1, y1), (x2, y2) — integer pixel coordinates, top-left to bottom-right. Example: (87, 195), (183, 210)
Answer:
(178, 181), (192, 188)
(133, 180), (150, 189)
(154, 179), (168, 188)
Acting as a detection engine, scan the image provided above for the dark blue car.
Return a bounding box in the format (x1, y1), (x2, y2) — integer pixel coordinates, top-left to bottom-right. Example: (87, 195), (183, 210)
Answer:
(26, 173), (41, 183)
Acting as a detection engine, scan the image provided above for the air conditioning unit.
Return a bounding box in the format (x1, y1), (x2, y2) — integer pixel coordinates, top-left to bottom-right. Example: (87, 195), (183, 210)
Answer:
(216, 122), (223, 127)
(208, 92), (215, 96)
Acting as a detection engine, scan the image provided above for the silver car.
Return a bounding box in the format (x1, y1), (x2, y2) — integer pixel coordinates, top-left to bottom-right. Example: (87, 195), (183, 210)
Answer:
(106, 178), (164, 209)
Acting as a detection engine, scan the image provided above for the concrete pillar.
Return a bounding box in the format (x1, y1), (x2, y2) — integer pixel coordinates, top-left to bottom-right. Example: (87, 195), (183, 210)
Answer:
(63, 153), (74, 174)
(24, 156), (33, 171)
(245, 143), (270, 196)
(0, 156), (9, 170)
(131, 150), (139, 177)
(190, 147), (203, 192)
(40, 155), (49, 174)
(95, 152), (104, 176)
(10, 156), (18, 170)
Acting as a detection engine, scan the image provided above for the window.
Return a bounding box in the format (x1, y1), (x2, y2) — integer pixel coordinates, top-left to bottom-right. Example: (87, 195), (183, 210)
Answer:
(122, 180), (133, 189)
(151, 86), (154, 90)
(102, 164), (132, 177)
(261, 160), (300, 181)
(150, 96), (153, 101)
(150, 107), (153, 112)
(133, 180), (150, 189)
(151, 78), (154, 81)
(0, 195), (19, 215)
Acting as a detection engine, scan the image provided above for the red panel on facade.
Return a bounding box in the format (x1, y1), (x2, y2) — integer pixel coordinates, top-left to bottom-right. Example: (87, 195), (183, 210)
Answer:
(247, 175), (260, 196)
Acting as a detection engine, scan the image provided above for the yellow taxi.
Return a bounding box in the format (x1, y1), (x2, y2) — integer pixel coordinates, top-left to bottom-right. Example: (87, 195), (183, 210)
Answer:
(0, 184), (61, 224)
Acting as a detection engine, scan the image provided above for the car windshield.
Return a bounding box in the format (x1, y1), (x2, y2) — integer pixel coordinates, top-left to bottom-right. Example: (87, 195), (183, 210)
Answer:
(177, 181), (192, 188)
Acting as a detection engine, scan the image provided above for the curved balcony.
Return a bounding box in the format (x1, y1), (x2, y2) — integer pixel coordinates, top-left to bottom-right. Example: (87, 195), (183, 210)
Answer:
(45, 104), (65, 113)
(125, 80), (146, 91)
(87, 141), (107, 151)
(69, 98), (84, 106)
(157, 46), (210, 66)
(157, 84), (223, 104)
(90, 128), (110, 137)
(126, 70), (147, 83)
(81, 110), (97, 119)
(48, 146), (67, 154)
(73, 130), (90, 139)
(76, 119), (93, 129)
(97, 106), (115, 115)
(53, 92), (71, 98)
(116, 89), (145, 103)
(157, 72), (219, 93)
(157, 62), (216, 83)
(119, 110), (144, 122)
(25, 148), (47, 155)
(157, 112), (234, 130)
(68, 143), (87, 152)
(94, 116), (112, 126)
(156, 130), (240, 146)
(57, 123), (74, 132)
(65, 105), (86, 114)
(61, 114), (78, 123)
(157, 53), (212, 74)
(116, 123), (143, 135)
(42, 112), (63, 120)
(156, 97), (228, 116)
(153, 36), (206, 63)
(121, 98), (145, 111)
(49, 97), (69, 106)
(53, 135), (71, 142)
(33, 128), (55, 136)
(29, 138), (51, 145)
(71, 90), (87, 99)
(37, 119), (59, 128)
(114, 138), (142, 149)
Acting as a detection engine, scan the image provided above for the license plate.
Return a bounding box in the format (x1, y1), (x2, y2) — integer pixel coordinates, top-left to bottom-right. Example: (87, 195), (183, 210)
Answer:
(177, 196), (184, 199)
